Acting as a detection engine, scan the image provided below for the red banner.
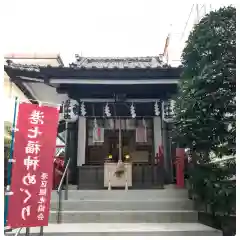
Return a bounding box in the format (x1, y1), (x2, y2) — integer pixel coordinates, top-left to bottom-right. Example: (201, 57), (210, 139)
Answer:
(7, 103), (59, 228)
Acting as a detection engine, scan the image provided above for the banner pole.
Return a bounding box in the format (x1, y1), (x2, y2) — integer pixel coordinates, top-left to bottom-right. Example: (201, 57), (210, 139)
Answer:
(64, 121), (69, 200)
(4, 97), (19, 226)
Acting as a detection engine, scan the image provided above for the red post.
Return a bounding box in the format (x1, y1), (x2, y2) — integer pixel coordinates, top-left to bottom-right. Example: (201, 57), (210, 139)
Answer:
(175, 148), (185, 188)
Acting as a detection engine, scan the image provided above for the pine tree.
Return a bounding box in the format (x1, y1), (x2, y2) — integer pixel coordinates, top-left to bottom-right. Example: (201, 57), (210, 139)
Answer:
(174, 6), (236, 159)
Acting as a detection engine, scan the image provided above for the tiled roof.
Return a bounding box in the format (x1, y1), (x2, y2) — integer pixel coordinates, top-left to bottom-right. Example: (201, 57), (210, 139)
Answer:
(5, 60), (40, 72)
(69, 54), (169, 69)
(5, 55), (171, 71)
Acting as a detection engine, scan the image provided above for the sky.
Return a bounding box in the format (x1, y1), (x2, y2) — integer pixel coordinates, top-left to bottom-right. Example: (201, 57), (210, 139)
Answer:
(3, 0), (229, 66)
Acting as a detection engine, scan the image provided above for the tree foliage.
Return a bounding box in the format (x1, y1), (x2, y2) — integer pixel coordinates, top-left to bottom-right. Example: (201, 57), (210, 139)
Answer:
(188, 161), (236, 215)
(174, 6), (236, 158)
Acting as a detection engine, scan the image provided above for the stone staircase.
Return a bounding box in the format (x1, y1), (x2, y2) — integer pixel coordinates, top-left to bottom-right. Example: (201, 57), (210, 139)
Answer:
(8, 187), (222, 236)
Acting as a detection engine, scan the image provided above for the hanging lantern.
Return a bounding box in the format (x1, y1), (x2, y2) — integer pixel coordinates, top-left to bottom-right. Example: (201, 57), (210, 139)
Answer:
(73, 103), (79, 115)
(162, 99), (175, 122)
(154, 101), (160, 116)
(62, 99), (78, 122)
(62, 99), (71, 120)
(80, 102), (86, 116)
(130, 103), (136, 118)
(104, 103), (111, 117)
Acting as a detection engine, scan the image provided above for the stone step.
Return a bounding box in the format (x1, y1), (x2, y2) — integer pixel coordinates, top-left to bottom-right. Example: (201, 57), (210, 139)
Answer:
(6, 223), (222, 236)
(50, 199), (194, 211)
(51, 189), (188, 200)
(48, 210), (198, 223)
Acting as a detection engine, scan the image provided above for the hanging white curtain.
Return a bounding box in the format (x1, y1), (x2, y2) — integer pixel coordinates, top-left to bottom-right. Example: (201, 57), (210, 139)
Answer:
(93, 127), (104, 143)
(136, 126), (147, 143)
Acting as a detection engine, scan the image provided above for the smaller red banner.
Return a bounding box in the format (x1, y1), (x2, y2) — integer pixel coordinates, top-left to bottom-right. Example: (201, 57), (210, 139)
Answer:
(7, 103), (59, 228)
(93, 127), (104, 143)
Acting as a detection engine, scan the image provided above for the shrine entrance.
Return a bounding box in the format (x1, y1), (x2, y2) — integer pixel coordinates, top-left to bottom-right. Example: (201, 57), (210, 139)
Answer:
(75, 116), (165, 189)
(86, 118), (154, 165)
(4, 55), (182, 190)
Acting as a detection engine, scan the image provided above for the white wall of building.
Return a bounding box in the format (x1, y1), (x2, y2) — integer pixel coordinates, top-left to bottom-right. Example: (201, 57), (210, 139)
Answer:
(4, 53), (67, 145)
(4, 72), (30, 123)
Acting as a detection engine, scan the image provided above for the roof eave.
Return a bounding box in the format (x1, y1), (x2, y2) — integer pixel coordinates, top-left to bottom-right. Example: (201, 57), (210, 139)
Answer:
(49, 78), (179, 85)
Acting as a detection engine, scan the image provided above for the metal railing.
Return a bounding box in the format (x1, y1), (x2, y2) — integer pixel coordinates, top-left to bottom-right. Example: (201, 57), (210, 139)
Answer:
(57, 158), (71, 223)
(15, 228), (23, 236)
(13, 226), (43, 236)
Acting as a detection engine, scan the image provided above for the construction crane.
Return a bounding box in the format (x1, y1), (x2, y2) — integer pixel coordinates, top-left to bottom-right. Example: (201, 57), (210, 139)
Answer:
(162, 4), (212, 65)
(162, 32), (170, 65)
(160, 23), (173, 65)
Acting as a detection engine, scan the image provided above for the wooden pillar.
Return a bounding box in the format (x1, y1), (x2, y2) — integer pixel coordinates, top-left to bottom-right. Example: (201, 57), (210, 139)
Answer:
(67, 122), (78, 184)
(62, 122), (77, 184)
(162, 121), (173, 183)
(77, 116), (86, 166)
(118, 118), (122, 162)
(153, 116), (163, 156)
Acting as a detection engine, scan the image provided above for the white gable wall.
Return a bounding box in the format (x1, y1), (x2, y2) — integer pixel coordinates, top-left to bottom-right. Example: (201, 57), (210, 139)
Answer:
(4, 54), (67, 145)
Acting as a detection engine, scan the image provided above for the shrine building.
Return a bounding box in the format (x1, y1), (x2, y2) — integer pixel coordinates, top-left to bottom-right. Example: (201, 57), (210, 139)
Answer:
(4, 55), (182, 189)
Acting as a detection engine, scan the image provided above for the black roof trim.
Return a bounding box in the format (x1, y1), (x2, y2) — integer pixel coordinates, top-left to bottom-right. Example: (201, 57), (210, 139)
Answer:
(5, 65), (182, 81)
